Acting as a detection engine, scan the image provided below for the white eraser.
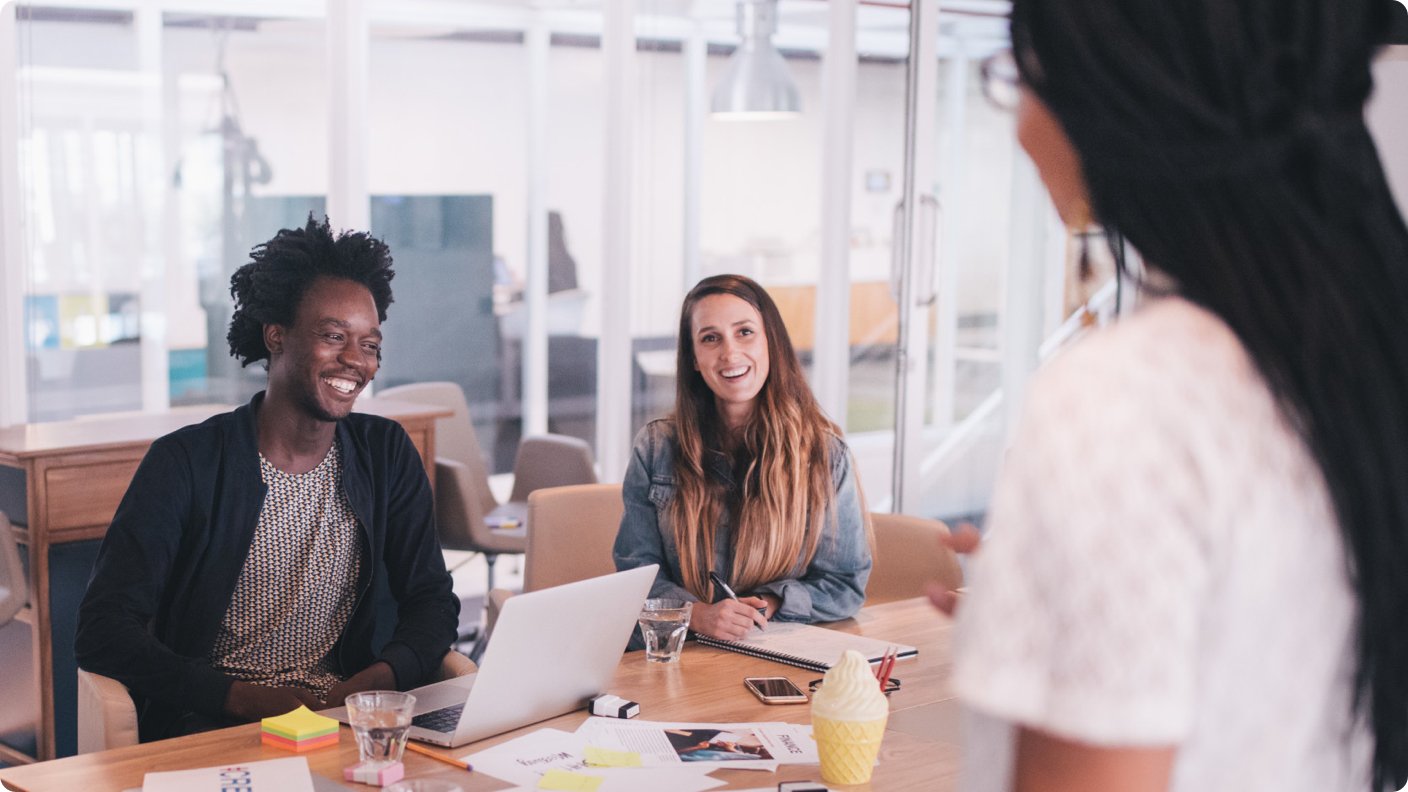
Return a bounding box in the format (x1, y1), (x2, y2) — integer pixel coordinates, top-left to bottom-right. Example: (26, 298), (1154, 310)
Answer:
(591, 694), (640, 719)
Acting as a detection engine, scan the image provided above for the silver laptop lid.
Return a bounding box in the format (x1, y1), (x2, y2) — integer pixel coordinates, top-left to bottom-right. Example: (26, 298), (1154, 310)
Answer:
(444, 564), (657, 745)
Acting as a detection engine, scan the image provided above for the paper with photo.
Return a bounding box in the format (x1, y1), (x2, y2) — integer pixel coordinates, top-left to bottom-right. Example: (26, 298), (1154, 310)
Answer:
(576, 717), (817, 768)
(576, 720), (777, 770)
(465, 727), (723, 792)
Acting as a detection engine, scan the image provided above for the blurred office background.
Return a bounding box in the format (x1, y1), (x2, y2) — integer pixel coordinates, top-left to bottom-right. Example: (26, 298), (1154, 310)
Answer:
(0, 0), (1405, 763)
(0, 0), (1404, 565)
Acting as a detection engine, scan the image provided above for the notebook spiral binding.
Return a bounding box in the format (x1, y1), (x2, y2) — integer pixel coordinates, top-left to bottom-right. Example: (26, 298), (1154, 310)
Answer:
(692, 634), (832, 673)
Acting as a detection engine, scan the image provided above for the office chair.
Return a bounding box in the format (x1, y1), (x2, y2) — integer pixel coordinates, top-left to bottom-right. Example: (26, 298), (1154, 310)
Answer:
(865, 512), (965, 605)
(375, 382), (598, 593)
(485, 483), (623, 636)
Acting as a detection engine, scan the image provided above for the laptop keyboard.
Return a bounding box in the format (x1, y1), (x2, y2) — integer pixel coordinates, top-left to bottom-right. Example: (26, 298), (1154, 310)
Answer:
(412, 704), (465, 733)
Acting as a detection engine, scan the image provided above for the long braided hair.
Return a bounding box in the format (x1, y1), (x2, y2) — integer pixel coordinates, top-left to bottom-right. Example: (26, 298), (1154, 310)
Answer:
(1011, 1), (1408, 786)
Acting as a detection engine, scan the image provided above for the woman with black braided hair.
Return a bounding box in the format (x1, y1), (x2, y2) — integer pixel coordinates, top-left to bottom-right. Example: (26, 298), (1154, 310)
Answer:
(946, 2), (1408, 790)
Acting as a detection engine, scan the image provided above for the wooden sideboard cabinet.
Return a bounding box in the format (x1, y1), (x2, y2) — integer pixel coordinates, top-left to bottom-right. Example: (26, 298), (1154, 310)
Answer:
(0, 398), (449, 762)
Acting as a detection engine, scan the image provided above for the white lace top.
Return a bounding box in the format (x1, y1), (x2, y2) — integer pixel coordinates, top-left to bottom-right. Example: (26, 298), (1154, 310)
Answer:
(953, 296), (1373, 792)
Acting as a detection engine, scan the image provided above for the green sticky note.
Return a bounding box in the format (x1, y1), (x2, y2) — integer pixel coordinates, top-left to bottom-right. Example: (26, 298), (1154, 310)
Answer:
(538, 769), (605, 791)
(584, 745), (642, 767)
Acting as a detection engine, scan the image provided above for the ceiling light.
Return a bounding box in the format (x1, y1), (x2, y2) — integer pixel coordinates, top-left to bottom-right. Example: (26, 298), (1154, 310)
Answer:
(710, 0), (800, 119)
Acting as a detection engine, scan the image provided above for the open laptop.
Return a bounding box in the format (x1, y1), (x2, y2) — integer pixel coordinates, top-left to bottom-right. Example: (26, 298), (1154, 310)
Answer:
(328, 565), (656, 747)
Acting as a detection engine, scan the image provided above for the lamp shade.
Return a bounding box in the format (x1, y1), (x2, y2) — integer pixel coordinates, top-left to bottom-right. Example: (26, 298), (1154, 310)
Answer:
(711, 0), (800, 118)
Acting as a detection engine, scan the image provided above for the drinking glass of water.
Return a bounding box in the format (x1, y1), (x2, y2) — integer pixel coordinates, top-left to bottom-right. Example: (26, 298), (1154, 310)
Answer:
(638, 599), (693, 663)
(345, 690), (416, 769)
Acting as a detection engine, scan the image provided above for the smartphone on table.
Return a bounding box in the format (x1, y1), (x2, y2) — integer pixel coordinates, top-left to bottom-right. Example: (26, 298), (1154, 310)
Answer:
(744, 676), (809, 704)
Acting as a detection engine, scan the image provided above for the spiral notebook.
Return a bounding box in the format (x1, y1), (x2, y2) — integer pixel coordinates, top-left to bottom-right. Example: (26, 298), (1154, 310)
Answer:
(692, 622), (917, 673)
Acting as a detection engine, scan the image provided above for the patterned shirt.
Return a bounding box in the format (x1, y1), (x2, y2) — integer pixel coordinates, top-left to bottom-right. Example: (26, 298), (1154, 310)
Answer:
(209, 438), (364, 698)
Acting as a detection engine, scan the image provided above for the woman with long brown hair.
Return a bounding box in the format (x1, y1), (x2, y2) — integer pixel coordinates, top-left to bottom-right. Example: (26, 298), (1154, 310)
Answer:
(613, 274), (871, 640)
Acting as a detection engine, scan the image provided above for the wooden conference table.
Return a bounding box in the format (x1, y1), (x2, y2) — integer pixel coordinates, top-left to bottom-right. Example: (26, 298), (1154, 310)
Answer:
(0, 598), (960, 791)
(0, 398), (450, 763)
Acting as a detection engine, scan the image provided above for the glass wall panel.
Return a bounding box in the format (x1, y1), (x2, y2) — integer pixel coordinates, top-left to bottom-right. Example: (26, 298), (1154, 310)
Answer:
(19, 9), (150, 420)
(695, 8), (825, 394)
(167, 16), (328, 407)
(366, 17), (523, 473)
(366, 8), (603, 474)
(845, 6), (909, 436)
(7, 1), (1055, 527)
(625, 6), (695, 441)
(543, 28), (605, 461)
(625, 0), (852, 442)
(15, 7), (328, 419)
(913, 18), (1020, 520)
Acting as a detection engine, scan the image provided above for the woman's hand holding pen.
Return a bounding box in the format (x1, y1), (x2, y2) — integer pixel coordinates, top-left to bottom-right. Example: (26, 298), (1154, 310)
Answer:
(691, 597), (770, 640)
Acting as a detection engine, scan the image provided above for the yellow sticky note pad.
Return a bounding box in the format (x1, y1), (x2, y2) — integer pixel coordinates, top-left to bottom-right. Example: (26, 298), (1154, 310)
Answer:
(260, 705), (339, 741)
(537, 769), (605, 791)
(584, 745), (642, 768)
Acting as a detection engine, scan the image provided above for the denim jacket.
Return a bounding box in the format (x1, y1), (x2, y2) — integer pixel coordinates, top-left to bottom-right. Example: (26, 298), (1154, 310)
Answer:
(613, 419), (871, 626)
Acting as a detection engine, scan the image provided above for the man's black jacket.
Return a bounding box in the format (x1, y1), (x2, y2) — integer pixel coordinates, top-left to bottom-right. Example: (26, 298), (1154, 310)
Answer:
(75, 392), (458, 740)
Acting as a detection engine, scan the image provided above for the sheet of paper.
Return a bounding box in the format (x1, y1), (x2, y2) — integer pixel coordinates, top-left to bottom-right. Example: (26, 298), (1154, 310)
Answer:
(577, 717), (817, 768)
(538, 770), (604, 791)
(467, 728), (589, 787)
(584, 746), (643, 768)
(130, 774), (434, 792)
(142, 756), (314, 792)
(466, 728), (725, 792)
(498, 770), (725, 792)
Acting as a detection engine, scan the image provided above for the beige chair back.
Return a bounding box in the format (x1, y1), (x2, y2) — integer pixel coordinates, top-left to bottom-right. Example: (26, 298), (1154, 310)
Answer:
(523, 483), (623, 593)
(76, 669), (137, 753)
(866, 512), (964, 605)
(375, 381), (510, 557)
(508, 434), (598, 502)
(376, 382), (497, 518)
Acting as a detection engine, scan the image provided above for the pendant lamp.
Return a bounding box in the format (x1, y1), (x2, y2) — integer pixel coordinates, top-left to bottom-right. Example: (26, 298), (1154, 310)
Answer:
(711, 0), (801, 119)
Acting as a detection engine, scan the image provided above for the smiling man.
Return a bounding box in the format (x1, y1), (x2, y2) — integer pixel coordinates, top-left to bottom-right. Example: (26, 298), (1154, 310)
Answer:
(75, 217), (458, 741)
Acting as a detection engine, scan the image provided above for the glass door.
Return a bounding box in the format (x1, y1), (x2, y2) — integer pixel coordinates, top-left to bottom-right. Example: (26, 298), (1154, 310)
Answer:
(857, 0), (1061, 521)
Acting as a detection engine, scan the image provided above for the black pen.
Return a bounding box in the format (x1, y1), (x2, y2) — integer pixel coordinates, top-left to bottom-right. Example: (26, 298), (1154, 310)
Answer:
(708, 571), (768, 628)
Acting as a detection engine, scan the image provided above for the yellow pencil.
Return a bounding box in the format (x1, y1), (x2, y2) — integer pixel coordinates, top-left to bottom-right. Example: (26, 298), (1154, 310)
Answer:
(404, 740), (474, 772)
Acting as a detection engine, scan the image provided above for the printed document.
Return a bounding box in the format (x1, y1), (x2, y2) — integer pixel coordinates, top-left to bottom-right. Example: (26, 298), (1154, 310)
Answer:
(142, 756), (313, 792)
(465, 727), (724, 792)
(575, 718), (818, 768)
